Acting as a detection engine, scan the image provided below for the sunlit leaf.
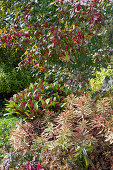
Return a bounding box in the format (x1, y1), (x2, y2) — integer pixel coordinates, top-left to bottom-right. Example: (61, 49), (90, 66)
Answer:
(34, 102), (39, 111)
(0, 29), (2, 34)
(45, 98), (50, 105)
(25, 51), (28, 55)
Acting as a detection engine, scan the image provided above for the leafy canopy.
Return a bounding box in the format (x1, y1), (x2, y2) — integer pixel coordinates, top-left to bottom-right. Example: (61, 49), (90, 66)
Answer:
(0, 0), (112, 85)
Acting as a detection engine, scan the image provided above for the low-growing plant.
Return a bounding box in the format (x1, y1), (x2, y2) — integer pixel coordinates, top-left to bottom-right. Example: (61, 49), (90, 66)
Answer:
(5, 80), (72, 120)
(0, 116), (19, 163)
(32, 94), (113, 169)
(9, 120), (37, 154)
(15, 162), (44, 170)
(0, 151), (44, 170)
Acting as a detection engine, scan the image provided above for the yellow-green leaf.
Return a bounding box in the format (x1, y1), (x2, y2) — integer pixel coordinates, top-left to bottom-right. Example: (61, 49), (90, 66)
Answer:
(0, 29), (3, 34)
(4, 43), (6, 48)
(25, 50), (28, 55)
(84, 155), (89, 167)
(4, 28), (6, 32)
(62, 54), (70, 62)
(74, 152), (80, 158)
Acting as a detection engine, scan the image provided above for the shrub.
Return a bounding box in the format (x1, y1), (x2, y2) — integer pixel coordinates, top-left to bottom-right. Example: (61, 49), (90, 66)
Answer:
(43, 68), (85, 94)
(2, 93), (112, 169)
(89, 66), (113, 91)
(6, 80), (72, 120)
(9, 121), (37, 154)
(0, 63), (36, 95)
(32, 65), (86, 96)
(32, 94), (113, 169)
(0, 47), (20, 67)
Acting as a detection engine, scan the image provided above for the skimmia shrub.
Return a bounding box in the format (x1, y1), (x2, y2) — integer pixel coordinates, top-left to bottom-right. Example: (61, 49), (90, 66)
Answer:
(5, 80), (72, 120)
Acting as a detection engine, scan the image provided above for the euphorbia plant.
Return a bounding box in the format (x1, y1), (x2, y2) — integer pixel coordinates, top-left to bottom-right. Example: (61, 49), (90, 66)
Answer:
(32, 94), (113, 169)
(5, 80), (72, 120)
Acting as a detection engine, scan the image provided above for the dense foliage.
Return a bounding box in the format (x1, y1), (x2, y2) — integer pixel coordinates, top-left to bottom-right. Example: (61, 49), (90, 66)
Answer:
(0, 0), (112, 169)
(6, 80), (72, 119)
(0, 0), (112, 81)
(30, 94), (112, 169)
(89, 66), (113, 91)
(0, 64), (36, 95)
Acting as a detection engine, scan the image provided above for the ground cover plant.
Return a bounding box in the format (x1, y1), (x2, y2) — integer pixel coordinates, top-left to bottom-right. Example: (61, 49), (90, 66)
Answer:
(0, 116), (19, 164)
(0, 0), (113, 169)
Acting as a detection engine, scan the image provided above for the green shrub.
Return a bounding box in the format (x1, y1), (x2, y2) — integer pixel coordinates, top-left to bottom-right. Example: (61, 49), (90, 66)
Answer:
(6, 80), (72, 120)
(89, 66), (113, 91)
(0, 47), (24, 67)
(0, 47), (33, 95)
(43, 69), (84, 93)
(0, 63), (36, 94)
(33, 66), (85, 94)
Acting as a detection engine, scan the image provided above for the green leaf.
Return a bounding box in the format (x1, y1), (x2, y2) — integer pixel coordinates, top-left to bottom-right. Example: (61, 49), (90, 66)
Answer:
(45, 98), (50, 105)
(60, 20), (64, 24)
(9, 100), (15, 107)
(25, 111), (29, 116)
(40, 98), (45, 105)
(7, 8), (11, 13)
(73, 151), (80, 158)
(51, 101), (56, 106)
(34, 102), (38, 111)
(57, 94), (60, 101)
(61, 103), (66, 108)
(3, 112), (13, 116)
(72, 147), (82, 160)
(83, 154), (89, 167)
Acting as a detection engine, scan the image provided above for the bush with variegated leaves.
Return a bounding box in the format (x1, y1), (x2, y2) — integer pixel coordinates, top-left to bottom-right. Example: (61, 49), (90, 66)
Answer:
(32, 94), (113, 169)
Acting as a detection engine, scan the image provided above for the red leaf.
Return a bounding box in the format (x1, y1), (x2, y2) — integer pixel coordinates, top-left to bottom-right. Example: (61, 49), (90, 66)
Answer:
(36, 165), (44, 170)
